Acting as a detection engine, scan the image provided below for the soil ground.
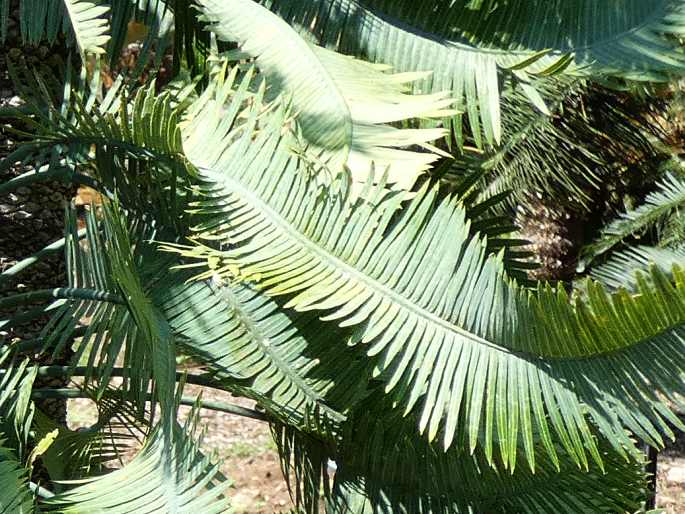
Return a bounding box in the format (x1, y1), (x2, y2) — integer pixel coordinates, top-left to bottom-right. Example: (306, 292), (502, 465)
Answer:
(68, 383), (685, 513)
(67, 384), (294, 513)
(657, 429), (685, 512)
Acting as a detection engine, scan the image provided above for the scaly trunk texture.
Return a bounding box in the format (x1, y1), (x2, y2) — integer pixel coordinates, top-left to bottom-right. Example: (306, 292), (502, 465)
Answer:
(516, 85), (670, 282)
(516, 198), (583, 282)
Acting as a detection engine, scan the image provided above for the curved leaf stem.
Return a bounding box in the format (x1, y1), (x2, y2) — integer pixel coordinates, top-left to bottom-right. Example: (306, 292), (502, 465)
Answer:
(0, 166), (102, 196)
(23, 365), (228, 391)
(0, 288), (125, 309)
(7, 326), (88, 354)
(0, 229), (87, 285)
(0, 105), (33, 118)
(0, 304), (57, 331)
(29, 481), (55, 499)
(30, 388), (269, 422)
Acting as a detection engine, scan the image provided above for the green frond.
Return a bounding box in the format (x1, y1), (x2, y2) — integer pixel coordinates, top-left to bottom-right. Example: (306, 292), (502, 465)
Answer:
(100, 199), (180, 415)
(32, 401), (144, 483)
(253, 0), (685, 147)
(591, 244), (685, 291)
(463, 78), (667, 212)
(581, 172), (685, 269)
(269, 394), (648, 513)
(271, 423), (331, 514)
(5, 76), (193, 230)
(197, 0), (456, 192)
(178, 67), (685, 473)
(40, 203), (177, 417)
(1, 0), (109, 58)
(42, 207), (136, 383)
(7, 68), (185, 158)
(151, 266), (369, 433)
(418, 163), (537, 281)
(12, 0), (64, 46)
(328, 408), (647, 514)
(330, 460), (645, 514)
(43, 406), (231, 514)
(62, 0), (110, 57)
(0, 350), (36, 460)
(1, 0), (186, 76)
(0, 443), (35, 514)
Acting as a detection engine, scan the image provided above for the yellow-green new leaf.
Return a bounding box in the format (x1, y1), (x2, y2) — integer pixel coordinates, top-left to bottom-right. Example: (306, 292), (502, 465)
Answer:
(26, 429), (58, 472)
(198, 0), (456, 193)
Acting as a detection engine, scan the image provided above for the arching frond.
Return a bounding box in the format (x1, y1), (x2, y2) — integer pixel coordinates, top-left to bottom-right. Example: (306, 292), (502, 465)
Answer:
(4, 75), (193, 231)
(271, 423), (332, 514)
(1, 0), (184, 75)
(591, 244), (685, 292)
(252, 0), (685, 147)
(39, 208), (142, 403)
(0, 350), (37, 459)
(63, 0), (110, 57)
(198, 0), (456, 191)
(4, 1), (685, 511)
(11, 58), (370, 436)
(178, 66), (685, 473)
(463, 78), (667, 212)
(0, 0), (109, 58)
(34, 200), (181, 420)
(43, 406), (231, 513)
(581, 172), (685, 268)
(430, 166), (536, 282)
(327, 408), (647, 514)
(32, 391), (147, 482)
(269, 395), (649, 514)
(152, 270), (369, 433)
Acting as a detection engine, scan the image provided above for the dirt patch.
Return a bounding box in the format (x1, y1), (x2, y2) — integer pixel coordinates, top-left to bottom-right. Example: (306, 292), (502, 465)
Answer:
(66, 382), (685, 513)
(181, 387), (293, 513)
(657, 431), (685, 512)
(67, 384), (294, 513)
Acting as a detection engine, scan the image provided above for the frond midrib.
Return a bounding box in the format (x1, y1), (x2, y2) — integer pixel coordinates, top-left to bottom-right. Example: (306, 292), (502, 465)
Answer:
(202, 167), (514, 350)
(209, 279), (343, 419)
(202, 164), (685, 367)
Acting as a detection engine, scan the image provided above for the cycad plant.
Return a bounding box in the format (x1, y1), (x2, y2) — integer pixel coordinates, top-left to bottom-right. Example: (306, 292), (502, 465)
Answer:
(3, 1), (685, 512)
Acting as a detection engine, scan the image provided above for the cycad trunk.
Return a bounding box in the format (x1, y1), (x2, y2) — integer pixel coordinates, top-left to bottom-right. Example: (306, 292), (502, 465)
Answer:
(516, 85), (669, 283)
(0, 3), (73, 426)
(516, 198), (584, 282)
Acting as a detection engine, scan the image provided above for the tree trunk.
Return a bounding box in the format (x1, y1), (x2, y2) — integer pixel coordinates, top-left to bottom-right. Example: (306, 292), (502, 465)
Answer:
(516, 198), (584, 282)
